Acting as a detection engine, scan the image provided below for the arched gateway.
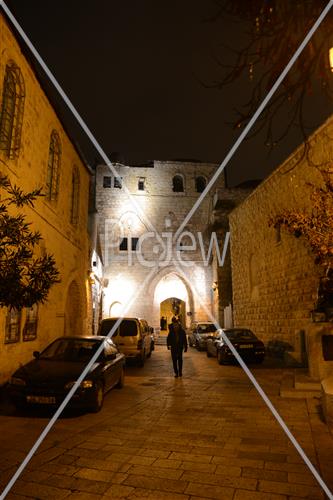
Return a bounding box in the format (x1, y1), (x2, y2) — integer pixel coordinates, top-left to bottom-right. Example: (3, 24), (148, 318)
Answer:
(151, 271), (194, 332)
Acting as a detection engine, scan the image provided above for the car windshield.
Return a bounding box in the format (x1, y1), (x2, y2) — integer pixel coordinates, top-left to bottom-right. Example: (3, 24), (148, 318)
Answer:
(99, 319), (138, 337)
(39, 339), (102, 362)
(197, 324), (217, 334)
(224, 329), (257, 341)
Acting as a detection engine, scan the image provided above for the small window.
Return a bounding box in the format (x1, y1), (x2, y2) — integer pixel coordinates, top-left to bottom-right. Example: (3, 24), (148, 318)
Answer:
(23, 305), (38, 341)
(322, 335), (333, 361)
(114, 177), (122, 189)
(0, 61), (25, 159)
(70, 166), (80, 225)
(119, 237), (128, 251)
(131, 237), (139, 251)
(46, 130), (61, 201)
(5, 308), (21, 344)
(103, 176), (111, 188)
(172, 175), (184, 193)
(195, 176), (206, 193)
(138, 177), (145, 191)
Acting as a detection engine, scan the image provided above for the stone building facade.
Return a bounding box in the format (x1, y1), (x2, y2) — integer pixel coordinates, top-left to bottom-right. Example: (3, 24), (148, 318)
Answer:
(95, 160), (229, 331)
(0, 14), (91, 384)
(229, 116), (333, 378)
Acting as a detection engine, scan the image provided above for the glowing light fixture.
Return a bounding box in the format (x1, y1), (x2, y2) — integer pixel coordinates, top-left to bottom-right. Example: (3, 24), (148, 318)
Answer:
(329, 47), (333, 72)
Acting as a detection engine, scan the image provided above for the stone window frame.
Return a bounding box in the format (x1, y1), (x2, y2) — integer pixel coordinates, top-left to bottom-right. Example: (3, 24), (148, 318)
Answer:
(195, 175), (207, 193)
(0, 60), (25, 159)
(103, 175), (111, 188)
(23, 305), (38, 342)
(119, 236), (139, 252)
(70, 165), (80, 226)
(138, 177), (145, 191)
(4, 308), (22, 344)
(46, 130), (61, 201)
(114, 176), (123, 189)
(172, 174), (185, 193)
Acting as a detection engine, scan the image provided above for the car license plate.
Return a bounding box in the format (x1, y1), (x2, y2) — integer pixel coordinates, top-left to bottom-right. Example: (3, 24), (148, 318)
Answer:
(26, 395), (56, 404)
(239, 344), (253, 349)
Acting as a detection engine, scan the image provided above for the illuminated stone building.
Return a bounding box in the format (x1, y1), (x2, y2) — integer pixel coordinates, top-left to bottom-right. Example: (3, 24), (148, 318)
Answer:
(0, 14), (92, 384)
(95, 160), (228, 331)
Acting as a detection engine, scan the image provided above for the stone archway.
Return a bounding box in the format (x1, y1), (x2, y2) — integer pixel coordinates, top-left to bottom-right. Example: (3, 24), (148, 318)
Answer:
(160, 297), (186, 330)
(152, 271), (194, 330)
(64, 280), (83, 336)
(109, 301), (123, 317)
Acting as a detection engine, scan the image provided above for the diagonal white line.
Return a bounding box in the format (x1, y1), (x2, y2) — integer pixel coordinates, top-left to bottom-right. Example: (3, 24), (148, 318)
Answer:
(174, 0), (333, 241)
(0, 265), (159, 500)
(0, 0), (165, 249)
(173, 263), (333, 499)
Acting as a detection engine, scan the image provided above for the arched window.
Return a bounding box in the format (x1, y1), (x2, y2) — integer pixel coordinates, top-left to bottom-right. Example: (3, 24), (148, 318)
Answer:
(195, 176), (206, 193)
(172, 175), (184, 193)
(0, 61), (25, 159)
(46, 130), (61, 201)
(70, 166), (80, 225)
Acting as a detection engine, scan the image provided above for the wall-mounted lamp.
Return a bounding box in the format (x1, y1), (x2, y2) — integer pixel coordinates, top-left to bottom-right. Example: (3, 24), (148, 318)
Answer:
(329, 47), (333, 72)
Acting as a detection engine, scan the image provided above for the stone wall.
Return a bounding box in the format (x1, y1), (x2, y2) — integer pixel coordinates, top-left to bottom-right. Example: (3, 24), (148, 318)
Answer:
(0, 15), (91, 384)
(229, 117), (333, 358)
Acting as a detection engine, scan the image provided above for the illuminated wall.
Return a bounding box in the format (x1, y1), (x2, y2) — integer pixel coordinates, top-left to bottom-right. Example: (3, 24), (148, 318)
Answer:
(0, 15), (91, 383)
(95, 160), (223, 329)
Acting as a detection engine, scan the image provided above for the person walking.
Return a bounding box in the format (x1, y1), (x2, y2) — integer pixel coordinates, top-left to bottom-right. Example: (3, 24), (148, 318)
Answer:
(167, 316), (187, 377)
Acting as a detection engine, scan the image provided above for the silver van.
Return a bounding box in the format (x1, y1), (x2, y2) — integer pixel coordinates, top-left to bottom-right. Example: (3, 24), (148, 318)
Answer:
(98, 317), (152, 366)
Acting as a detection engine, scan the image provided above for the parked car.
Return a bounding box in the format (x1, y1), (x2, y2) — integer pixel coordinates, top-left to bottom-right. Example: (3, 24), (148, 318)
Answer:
(98, 317), (152, 366)
(8, 336), (125, 413)
(206, 328), (265, 364)
(188, 322), (219, 350)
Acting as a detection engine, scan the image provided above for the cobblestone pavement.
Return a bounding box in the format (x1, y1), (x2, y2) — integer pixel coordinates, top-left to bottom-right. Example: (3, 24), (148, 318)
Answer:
(0, 346), (333, 500)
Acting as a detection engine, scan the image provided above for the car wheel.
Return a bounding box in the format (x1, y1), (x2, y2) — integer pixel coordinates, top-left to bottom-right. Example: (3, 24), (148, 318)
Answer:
(217, 350), (225, 365)
(138, 351), (145, 367)
(91, 381), (104, 413)
(116, 367), (125, 388)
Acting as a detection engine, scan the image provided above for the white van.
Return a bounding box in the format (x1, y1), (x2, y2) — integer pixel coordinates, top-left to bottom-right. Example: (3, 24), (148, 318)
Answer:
(98, 317), (152, 366)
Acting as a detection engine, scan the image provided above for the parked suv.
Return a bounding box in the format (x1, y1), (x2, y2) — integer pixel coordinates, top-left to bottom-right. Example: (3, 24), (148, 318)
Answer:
(98, 317), (152, 366)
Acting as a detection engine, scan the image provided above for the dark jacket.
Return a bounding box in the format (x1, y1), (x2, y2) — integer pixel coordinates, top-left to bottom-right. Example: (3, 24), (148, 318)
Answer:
(167, 324), (188, 352)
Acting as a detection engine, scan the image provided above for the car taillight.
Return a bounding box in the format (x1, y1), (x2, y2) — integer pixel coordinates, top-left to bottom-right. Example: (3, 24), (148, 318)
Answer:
(137, 339), (143, 350)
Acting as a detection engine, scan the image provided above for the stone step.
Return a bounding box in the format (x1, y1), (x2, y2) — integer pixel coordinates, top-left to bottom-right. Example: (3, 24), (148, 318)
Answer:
(280, 372), (321, 399)
(154, 335), (167, 345)
(294, 372), (321, 391)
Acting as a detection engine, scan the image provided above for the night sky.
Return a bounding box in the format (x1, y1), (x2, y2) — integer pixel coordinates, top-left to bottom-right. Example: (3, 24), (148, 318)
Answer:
(3, 0), (332, 186)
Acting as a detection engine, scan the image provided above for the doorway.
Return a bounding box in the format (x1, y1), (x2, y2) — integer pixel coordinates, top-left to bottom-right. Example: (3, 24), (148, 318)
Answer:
(160, 297), (186, 331)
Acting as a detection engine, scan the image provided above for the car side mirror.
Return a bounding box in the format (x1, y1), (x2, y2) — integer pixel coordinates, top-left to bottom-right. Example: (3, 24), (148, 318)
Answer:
(33, 351), (40, 359)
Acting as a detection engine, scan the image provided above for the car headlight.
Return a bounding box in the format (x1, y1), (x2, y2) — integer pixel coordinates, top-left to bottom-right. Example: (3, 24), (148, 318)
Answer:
(65, 379), (94, 390)
(10, 377), (26, 386)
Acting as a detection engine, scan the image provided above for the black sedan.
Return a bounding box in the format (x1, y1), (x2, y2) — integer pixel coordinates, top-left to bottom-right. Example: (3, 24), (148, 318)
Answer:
(206, 328), (265, 364)
(8, 336), (125, 413)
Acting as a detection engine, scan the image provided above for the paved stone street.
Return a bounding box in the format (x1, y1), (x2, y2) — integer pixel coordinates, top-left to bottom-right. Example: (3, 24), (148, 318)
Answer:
(0, 346), (333, 500)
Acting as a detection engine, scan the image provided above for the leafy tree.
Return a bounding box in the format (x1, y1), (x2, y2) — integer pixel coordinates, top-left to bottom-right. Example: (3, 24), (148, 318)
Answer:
(207, 0), (333, 147)
(0, 173), (60, 309)
(269, 167), (333, 311)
